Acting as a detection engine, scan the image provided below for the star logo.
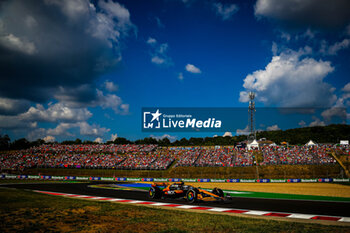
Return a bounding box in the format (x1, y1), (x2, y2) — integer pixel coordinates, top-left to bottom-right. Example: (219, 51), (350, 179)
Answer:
(143, 109), (162, 129)
(150, 109), (162, 122)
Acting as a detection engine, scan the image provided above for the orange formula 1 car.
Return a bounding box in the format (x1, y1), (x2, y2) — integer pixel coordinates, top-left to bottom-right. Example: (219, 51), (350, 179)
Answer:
(148, 181), (228, 203)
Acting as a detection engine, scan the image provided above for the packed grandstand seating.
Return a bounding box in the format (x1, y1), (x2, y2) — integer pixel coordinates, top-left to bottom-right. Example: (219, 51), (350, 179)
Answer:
(0, 144), (348, 171)
(334, 145), (350, 155)
(29, 144), (157, 153)
(260, 145), (337, 165)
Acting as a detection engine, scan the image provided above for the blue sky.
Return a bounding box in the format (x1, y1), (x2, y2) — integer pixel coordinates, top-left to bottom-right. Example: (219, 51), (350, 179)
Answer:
(0, 0), (349, 142)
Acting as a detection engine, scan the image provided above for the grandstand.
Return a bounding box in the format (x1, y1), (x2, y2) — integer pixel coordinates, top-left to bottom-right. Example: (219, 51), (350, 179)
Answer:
(1, 144), (348, 179)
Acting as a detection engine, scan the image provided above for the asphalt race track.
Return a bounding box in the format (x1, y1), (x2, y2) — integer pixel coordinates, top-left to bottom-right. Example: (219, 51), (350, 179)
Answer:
(3, 182), (350, 217)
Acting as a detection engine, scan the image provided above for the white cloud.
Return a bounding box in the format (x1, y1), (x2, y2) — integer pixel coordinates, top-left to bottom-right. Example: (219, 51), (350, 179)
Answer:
(185, 64), (201, 74)
(43, 135), (55, 143)
(239, 91), (251, 103)
(98, 0), (131, 24)
(302, 28), (315, 39)
(151, 56), (166, 65)
(53, 84), (97, 108)
(97, 90), (122, 112)
(27, 123), (73, 141)
(280, 32), (291, 41)
(110, 133), (118, 141)
(147, 39), (173, 66)
(0, 33), (36, 55)
(157, 43), (168, 54)
(45, 0), (90, 21)
(298, 120), (306, 127)
(0, 97), (30, 115)
(0, 0), (136, 107)
(120, 104), (129, 114)
(96, 90), (129, 114)
(150, 134), (177, 142)
(46, 123), (75, 136)
(178, 72), (184, 80)
(55, 86), (129, 115)
(223, 132), (232, 137)
(309, 117), (325, 127)
(266, 124), (280, 131)
(240, 48), (336, 107)
(213, 3), (239, 21)
(339, 83), (350, 106)
(147, 37), (157, 45)
(94, 137), (103, 143)
(0, 101), (93, 129)
(327, 39), (350, 55)
(236, 125), (250, 135)
(90, 0), (136, 44)
(0, 0), (133, 140)
(320, 39), (350, 56)
(104, 80), (118, 92)
(254, 0), (350, 29)
(25, 15), (38, 28)
(271, 42), (278, 56)
(155, 17), (164, 28)
(23, 103), (92, 122)
(0, 93), (125, 139)
(29, 0), (135, 56)
(320, 83), (349, 123)
(29, 121), (110, 140)
(0, 114), (37, 129)
(78, 122), (110, 136)
(26, 128), (47, 141)
(343, 83), (350, 92)
(321, 107), (347, 123)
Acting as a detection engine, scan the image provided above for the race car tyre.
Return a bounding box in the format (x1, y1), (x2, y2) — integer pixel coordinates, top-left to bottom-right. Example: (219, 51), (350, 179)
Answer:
(149, 187), (161, 199)
(212, 188), (224, 197)
(186, 189), (198, 203)
(217, 188), (224, 197)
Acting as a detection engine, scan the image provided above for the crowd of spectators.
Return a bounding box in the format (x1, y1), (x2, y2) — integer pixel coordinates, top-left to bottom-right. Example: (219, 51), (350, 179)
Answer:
(173, 149), (201, 167)
(172, 147), (253, 167)
(260, 145), (337, 165)
(234, 148), (253, 166)
(0, 143), (345, 171)
(194, 147), (236, 167)
(334, 145), (350, 156)
(0, 144), (158, 171)
(115, 151), (174, 170)
(29, 144), (157, 154)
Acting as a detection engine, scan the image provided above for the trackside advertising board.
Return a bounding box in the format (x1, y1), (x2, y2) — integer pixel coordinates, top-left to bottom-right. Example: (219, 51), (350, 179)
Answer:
(1, 175), (349, 183)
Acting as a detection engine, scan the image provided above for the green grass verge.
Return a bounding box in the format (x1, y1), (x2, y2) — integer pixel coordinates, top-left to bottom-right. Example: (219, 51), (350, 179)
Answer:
(221, 190), (350, 202)
(1, 188), (349, 232)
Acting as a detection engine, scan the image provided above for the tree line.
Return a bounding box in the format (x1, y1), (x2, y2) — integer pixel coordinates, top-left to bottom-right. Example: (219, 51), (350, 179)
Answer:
(0, 136), (45, 151)
(1, 124), (349, 151)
